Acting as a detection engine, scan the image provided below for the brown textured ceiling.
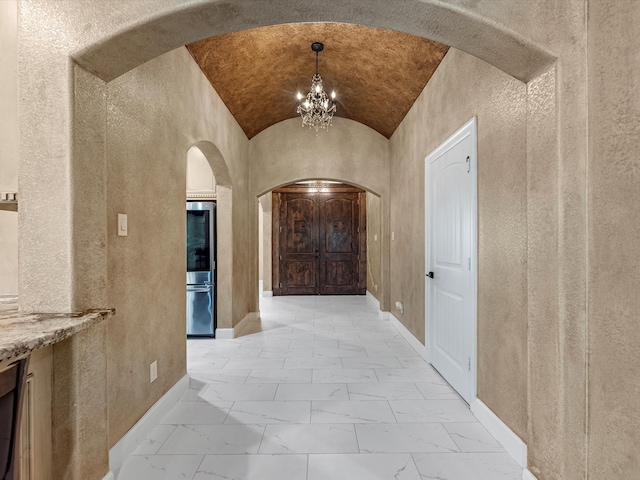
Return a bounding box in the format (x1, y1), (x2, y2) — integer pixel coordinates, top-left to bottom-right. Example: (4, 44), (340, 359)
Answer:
(187, 23), (449, 139)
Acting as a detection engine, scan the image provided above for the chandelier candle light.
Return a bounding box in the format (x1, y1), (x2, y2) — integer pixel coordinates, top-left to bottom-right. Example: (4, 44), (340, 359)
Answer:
(296, 42), (337, 132)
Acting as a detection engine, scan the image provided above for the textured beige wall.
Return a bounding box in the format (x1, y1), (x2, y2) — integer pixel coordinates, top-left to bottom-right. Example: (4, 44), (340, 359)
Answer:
(258, 193), (272, 292)
(249, 118), (389, 197)
(0, 210), (18, 295)
(72, 65), (108, 312)
(390, 48), (528, 439)
(587, 2), (640, 478)
(104, 47), (249, 445)
(509, 3), (588, 479)
(0, 0), (18, 296)
(366, 193), (382, 303)
(216, 186), (234, 327)
(258, 204), (264, 281)
(263, 210), (272, 292)
(459, 4), (588, 479)
(0, 0), (18, 193)
(52, 323), (108, 480)
(526, 65), (567, 480)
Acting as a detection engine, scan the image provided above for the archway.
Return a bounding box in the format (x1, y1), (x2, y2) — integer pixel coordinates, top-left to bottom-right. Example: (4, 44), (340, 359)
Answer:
(17, 3), (586, 480)
(186, 143), (234, 333)
(263, 180), (378, 297)
(19, 1), (558, 314)
(74, 1), (553, 83)
(256, 176), (384, 307)
(250, 117), (390, 310)
(18, 1), (558, 322)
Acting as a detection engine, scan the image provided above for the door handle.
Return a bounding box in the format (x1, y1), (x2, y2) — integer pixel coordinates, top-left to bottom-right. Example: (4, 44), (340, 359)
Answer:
(426, 272), (434, 279)
(187, 286), (211, 293)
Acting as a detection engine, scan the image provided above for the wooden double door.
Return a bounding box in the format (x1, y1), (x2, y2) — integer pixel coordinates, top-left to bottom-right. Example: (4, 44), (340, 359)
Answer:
(273, 186), (366, 296)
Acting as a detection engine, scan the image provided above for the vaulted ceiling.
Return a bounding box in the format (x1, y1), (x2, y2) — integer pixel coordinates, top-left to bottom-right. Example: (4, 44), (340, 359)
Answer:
(187, 23), (449, 139)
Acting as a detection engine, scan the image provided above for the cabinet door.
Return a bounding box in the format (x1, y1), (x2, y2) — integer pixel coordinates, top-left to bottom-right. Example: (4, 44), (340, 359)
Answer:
(20, 346), (53, 480)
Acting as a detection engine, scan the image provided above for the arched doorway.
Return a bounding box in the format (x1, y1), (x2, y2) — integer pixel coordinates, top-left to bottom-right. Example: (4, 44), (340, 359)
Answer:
(250, 118), (390, 310)
(19, 1), (555, 314)
(271, 180), (367, 296)
(186, 142), (234, 334)
(257, 178), (384, 316)
(16, 3), (586, 480)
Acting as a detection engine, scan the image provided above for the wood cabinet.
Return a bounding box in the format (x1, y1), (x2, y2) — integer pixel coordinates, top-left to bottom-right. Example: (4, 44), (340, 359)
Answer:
(273, 183), (366, 296)
(19, 346), (53, 480)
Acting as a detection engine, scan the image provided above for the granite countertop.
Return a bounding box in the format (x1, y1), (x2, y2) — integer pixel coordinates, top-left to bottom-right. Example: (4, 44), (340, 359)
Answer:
(0, 297), (114, 361)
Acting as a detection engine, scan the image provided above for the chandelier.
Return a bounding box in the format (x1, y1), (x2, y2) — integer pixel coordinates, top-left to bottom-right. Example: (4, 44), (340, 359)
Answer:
(296, 42), (337, 132)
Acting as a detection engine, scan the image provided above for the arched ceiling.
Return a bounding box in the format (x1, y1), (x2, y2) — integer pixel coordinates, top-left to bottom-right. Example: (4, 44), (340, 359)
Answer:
(186, 22), (449, 139)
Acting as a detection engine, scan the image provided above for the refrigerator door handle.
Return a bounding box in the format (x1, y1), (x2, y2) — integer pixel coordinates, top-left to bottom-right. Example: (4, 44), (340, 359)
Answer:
(187, 286), (211, 293)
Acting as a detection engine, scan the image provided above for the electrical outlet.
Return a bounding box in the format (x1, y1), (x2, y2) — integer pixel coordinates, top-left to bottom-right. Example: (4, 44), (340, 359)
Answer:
(150, 360), (158, 383)
(392, 231), (395, 241)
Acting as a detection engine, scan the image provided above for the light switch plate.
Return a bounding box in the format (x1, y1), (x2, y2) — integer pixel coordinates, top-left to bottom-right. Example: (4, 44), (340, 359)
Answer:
(118, 213), (127, 236)
(150, 360), (158, 383)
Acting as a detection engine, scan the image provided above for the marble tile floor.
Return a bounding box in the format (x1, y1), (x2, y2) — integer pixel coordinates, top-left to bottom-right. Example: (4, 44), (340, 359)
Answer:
(118, 295), (522, 480)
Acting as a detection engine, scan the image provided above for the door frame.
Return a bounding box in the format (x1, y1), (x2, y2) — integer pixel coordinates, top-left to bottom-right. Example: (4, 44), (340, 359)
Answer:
(424, 117), (478, 403)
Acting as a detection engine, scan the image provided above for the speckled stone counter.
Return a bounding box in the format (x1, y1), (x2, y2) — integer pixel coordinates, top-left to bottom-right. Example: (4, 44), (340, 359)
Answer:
(0, 297), (114, 361)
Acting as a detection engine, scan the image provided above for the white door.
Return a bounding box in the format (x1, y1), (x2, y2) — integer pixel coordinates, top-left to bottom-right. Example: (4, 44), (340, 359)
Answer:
(425, 118), (477, 404)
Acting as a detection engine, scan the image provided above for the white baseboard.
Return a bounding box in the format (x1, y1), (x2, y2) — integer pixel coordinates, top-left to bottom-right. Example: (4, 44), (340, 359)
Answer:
(366, 290), (380, 310)
(388, 312), (428, 361)
(365, 292), (389, 321)
(262, 290), (273, 297)
(215, 311), (261, 339)
(215, 328), (234, 339)
(470, 399), (527, 468)
(108, 375), (188, 479)
(376, 306), (531, 474)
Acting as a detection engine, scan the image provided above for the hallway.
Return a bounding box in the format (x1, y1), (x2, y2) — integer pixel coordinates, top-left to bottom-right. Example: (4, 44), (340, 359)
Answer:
(118, 295), (522, 480)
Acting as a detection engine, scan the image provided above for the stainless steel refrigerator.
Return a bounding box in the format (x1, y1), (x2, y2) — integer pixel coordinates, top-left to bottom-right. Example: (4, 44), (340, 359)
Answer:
(186, 201), (216, 337)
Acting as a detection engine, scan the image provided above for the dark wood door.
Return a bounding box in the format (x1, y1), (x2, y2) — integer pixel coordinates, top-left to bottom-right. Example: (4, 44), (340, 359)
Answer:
(318, 193), (360, 295)
(275, 188), (365, 296)
(279, 193), (320, 295)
